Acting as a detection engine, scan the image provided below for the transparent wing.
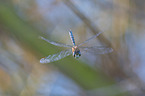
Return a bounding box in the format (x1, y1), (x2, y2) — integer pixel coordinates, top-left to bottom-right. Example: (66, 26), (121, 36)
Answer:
(78, 32), (102, 46)
(80, 46), (113, 54)
(40, 49), (72, 63)
(40, 36), (73, 48)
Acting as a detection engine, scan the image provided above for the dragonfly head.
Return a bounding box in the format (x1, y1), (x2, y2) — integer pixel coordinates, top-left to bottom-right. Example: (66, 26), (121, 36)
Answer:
(72, 46), (81, 58)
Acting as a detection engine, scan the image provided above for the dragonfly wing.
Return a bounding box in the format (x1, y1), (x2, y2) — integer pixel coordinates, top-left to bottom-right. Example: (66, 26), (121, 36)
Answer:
(40, 36), (72, 48)
(80, 46), (113, 54)
(78, 32), (102, 46)
(40, 49), (72, 63)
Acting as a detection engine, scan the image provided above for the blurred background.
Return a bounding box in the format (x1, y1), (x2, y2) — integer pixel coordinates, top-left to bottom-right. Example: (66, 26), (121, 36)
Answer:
(0, 0), (145, 96)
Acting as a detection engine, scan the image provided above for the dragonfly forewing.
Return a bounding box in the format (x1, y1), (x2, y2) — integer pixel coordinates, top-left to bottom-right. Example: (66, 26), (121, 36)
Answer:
(40, 49), (72, 63)
(40, 36), (73, 48)
(78, 32), (102, 46)
(80, 46), (113, 54)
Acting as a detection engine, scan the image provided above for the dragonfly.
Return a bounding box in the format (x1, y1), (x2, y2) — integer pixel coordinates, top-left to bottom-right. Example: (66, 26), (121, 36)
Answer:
(40, 30), (113, 63)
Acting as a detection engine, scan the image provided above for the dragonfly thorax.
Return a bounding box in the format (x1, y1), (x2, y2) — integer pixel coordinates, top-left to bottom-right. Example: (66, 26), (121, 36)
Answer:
(72, 46), (81, 58)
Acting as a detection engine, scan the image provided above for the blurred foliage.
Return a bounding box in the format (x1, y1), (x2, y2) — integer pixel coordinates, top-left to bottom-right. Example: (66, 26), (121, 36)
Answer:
(0, 0), (145, 96)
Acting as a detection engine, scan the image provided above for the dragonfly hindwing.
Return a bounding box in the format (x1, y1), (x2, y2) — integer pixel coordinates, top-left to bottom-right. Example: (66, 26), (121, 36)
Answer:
(40, 49), (72, 63)
(80, 46), (113, 54)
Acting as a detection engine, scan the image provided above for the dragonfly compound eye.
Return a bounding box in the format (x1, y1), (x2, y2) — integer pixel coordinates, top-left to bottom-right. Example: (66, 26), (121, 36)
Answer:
(75, 54), (80, 58)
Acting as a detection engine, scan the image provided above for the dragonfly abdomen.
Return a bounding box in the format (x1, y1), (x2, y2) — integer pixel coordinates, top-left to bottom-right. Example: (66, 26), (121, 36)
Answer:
(69, 30), (76, 46)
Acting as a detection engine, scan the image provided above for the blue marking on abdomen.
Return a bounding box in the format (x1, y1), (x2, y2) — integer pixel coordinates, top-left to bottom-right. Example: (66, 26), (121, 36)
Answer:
(69, 31), (76, 46)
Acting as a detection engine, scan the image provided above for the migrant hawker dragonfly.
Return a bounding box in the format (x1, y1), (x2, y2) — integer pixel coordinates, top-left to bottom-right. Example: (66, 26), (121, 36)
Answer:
(40, 30), (113, 63)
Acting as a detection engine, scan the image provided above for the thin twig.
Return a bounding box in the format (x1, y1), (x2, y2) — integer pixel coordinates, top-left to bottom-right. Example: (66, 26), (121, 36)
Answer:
(62, 0), (127, 79)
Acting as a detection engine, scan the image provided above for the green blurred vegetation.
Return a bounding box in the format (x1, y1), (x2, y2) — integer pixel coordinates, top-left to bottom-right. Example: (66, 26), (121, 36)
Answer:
(0, 0), (145, 96)
(0, 0), (114, 94)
